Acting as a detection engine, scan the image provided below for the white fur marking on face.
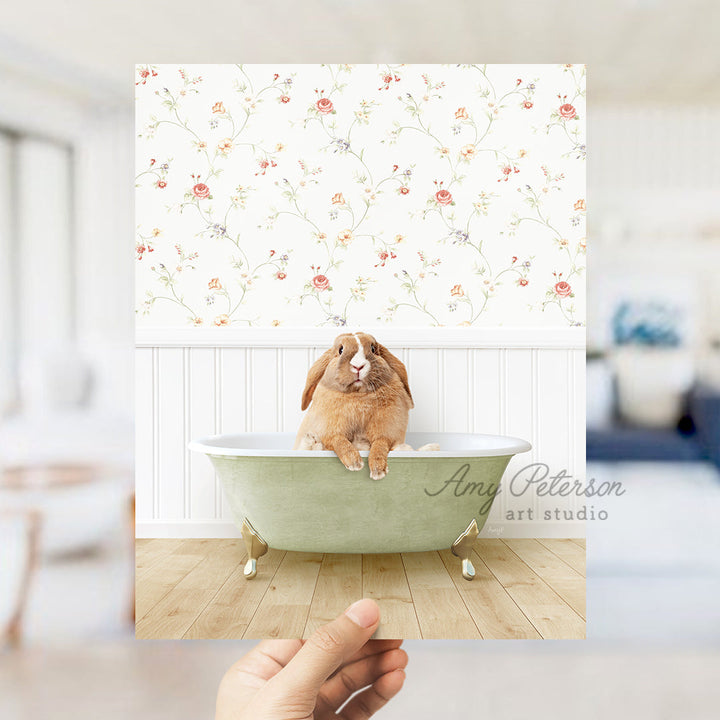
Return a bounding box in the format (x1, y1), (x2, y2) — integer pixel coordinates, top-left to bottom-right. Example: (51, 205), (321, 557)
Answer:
(350, 333), (370, 379)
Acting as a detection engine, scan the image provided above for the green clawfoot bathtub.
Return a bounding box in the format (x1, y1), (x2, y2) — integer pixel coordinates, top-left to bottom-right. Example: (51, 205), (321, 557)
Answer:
(189, 432), (531, 581)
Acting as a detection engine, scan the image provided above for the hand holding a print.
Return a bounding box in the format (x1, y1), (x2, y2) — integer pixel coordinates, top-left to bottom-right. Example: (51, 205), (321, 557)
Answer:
(216, 599), (407, 719)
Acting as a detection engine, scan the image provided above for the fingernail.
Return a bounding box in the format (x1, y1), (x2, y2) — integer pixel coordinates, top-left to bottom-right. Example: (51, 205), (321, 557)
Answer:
(345, 599), (379, 628)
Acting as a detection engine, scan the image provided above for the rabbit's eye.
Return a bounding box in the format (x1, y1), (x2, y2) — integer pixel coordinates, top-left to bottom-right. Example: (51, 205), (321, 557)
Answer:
(371, 344), (377, 354)
(338, 346), (343, 355)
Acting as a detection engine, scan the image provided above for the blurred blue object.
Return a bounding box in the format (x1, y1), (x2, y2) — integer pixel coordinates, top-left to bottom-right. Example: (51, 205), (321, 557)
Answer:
(690, 384), (720, 467)
(587, 384), (720, 468)
(612, 301), (684, 347)
(587, 426), (703, 462)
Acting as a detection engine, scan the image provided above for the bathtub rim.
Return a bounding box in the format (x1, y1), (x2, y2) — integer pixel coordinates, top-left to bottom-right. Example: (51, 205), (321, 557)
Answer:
(188, 431), (531, 458)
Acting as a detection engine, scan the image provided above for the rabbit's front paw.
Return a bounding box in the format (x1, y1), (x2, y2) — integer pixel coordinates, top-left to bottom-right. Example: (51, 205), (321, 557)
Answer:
(369, 458), (388, 480)
(341, 450), (364, 471)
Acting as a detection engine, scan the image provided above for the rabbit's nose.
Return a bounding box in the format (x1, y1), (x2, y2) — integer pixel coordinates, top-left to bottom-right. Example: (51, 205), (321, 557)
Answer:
(351, 362), (367, 372)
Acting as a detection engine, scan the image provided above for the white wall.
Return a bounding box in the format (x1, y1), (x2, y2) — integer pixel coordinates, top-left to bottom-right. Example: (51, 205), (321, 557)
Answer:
(589, 104), (720, 370)
(135, 327), (586, 539)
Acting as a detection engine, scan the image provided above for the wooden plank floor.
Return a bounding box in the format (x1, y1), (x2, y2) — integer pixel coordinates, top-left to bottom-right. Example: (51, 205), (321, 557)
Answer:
(135, 539), (585, 640)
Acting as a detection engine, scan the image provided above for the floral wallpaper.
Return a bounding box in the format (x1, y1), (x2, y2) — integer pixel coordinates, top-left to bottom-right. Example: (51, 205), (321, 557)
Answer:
(136, 64), (585, 327)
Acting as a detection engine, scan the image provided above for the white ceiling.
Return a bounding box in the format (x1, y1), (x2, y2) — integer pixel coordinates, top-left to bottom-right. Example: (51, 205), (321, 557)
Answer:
(0, 0), (719, 104)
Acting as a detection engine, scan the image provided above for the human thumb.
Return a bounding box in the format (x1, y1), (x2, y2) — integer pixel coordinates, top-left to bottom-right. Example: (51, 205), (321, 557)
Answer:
(268, 599), (380, 699)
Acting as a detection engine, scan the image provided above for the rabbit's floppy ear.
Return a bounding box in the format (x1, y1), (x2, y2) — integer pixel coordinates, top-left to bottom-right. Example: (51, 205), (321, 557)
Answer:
(377, 344), (414, 408)
(301, 348), (334, 411)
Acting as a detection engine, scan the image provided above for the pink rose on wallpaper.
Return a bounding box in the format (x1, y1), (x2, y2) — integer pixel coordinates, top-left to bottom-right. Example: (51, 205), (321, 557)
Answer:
(316, 97), (334, 114)
(435, 189), (453, 206)
(192, 183), (210, 199)
(280, 95), (290, 104)
(276, 271), (287, 280)
(518, 278), (529, 287)
(554, 281), (572, 297)
(559, 103), (577, 119)
(156, 180), (167, 189)
(523, 101), (533, 109)
(312, 274), (330, 291)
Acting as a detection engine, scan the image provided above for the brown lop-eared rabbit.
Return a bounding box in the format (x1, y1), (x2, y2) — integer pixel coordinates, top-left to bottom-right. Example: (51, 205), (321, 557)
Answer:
(293, 332), (413, 479)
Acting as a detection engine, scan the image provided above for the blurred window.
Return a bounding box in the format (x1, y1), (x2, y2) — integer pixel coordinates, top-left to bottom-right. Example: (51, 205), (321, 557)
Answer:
(0, 129), (73, 416)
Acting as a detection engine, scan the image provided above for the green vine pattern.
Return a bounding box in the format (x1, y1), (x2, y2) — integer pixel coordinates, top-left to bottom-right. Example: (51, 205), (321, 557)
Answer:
(136, 64), (585, 326)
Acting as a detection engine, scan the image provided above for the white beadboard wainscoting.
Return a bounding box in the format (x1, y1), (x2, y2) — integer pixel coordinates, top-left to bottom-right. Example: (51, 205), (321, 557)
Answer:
(136, 327), (586, 539)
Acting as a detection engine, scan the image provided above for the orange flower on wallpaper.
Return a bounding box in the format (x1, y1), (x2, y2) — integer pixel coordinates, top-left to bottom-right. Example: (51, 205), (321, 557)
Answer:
(337, 229), (353, 244)
(208, 278), (222, 290)
(574, 199), (586, 211)
(455, 107), (468, 120)
(331, 193), (345, 205)
(212, 101), (225, 113)
(451, 284), (464, 297)
(214, 314), (230, 326)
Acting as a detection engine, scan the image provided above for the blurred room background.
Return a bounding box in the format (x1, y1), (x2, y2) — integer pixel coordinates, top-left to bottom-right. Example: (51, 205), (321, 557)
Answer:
(1, 1), (719, 717)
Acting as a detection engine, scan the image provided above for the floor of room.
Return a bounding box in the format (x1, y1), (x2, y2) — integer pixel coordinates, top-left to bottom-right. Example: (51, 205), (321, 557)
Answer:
(587, 460), (720, 642)
(135, 538), (586, 640)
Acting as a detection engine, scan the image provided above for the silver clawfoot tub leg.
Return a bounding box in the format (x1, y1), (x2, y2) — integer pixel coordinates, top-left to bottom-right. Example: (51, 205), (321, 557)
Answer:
(451, 519), (480, 581)
(241, 518), (268, 580)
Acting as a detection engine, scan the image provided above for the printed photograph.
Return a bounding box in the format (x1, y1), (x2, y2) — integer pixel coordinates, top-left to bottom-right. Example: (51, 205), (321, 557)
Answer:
(134, 63), (587, 640)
